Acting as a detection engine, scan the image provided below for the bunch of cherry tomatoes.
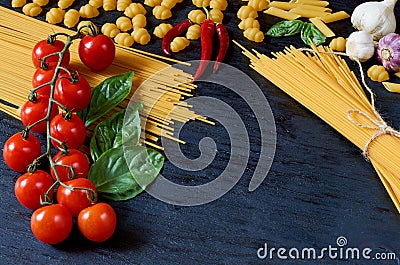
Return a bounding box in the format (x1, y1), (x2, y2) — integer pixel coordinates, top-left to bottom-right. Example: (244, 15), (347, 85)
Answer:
(3, 27), (117, 244)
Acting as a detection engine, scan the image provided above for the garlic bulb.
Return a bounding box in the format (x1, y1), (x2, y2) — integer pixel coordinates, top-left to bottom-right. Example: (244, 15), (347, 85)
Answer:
(346, 31), (375, 62)
(351, 0), (397, 40)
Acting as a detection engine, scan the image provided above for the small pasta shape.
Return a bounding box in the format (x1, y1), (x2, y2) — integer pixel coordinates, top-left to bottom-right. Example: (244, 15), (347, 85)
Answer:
(88, 0), (103, 8)
(132, 14), (147, 29)
(144, 0), (162, 7)
(244, 27), (264, 42)
(329, 37), (346, 52)
(238, 17), (260, 30)
(161, 0), (178, 9)
(114, 32), (134, 46)
(152, 5), (172, 20)
(58, 0), (74, 9)
(192, 0), (209, 8)
(367, 65), (390, 82)
(124, 3), (146, 18)
(102, 23), (120, 38)
(11, 0), (26, 8)
(46, 8), (65, 24)
(131, 28), (151, 45)
(153, 23), (173, 38)
(77, 21), (98, 35)
(79, 4), (99, 18)
(209, 8), (223, 23)
(209, 0), (227, 11)
(103, 0), (117, 11)
(186, 24), (201, 40)
(117, 0), (132, 11)
(116, 16), (133, 32)
(188, 9), (206, 24)
(248, 0), (269, 11)
(170, 37), (190, 53)
(63, 9), (80, 28)
(237, 5), (258, 20)
(22, 3), (42, 17)
(32, 0), (49, 7)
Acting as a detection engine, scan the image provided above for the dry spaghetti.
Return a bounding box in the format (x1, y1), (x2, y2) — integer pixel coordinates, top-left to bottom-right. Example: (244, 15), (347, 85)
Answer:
(0, 7), (212, 150)
(234, 40), (400, 213)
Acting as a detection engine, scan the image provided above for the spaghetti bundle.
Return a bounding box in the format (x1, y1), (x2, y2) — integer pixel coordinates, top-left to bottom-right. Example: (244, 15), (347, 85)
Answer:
(235, 40), (400, 212)
(0, 7), (211, 150)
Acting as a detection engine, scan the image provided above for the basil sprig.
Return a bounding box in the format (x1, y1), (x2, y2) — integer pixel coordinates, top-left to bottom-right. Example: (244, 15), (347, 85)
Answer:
(266, 20), (326, 46)
(81, 72), (164, 201)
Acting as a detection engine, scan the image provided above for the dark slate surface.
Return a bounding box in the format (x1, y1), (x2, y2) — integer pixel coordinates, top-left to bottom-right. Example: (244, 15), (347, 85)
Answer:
(1, 0), (400, 264)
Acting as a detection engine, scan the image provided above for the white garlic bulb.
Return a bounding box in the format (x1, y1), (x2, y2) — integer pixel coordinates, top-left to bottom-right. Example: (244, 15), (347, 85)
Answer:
(351, 0), (397, 40)
(346, 31), (375, 62)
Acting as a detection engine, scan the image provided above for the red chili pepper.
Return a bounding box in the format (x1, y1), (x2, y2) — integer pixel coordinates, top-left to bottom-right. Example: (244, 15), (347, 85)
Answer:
(162, 19), (192, 56)
(192, 19), (215, 82)
(213, 24), (229, 74)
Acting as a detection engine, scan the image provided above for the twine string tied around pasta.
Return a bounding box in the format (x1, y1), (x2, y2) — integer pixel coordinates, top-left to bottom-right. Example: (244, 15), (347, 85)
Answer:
(299, 47), (400, 160)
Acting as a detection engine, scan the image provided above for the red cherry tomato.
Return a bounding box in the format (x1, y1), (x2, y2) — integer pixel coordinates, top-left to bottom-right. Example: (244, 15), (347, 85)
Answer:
(78, 34), (115, 71)
(78, 203), (116, 242)
(14, 170), (55, 210)
(54, 74), (91, 112)
(20, 95), (59, 133)
(31, 204), (73, 244)
(3, 132), (41, 172)
(32, 67), (66, 97)
(56, 178), (97, 217)
(50, 113), (86, 150)
(50, 149), (90, 182)
(32, 39), (70, 69)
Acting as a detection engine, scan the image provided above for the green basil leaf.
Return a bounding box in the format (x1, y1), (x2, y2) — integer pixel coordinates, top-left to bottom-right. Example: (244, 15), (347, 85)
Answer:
(266, 20), (305, 37)
(88, 145), (164, 201)
(90, 102), (143, 162)
(84, 71), (134, 127)
(124, 145), (164, 189)
(300, 22), (326, 46)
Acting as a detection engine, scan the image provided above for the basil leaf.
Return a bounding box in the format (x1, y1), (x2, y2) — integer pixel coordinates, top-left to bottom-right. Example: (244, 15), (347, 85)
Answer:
(124, 145), (164, 189)
(266, 20), (305, 37)
(300, 23), (326, 46)
(90, 102), (143, 162)
(88, 145), (164, 201)
(84, 71), (134, 127)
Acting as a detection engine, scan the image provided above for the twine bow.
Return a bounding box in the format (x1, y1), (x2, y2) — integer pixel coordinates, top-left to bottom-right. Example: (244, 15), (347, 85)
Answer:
(347, 110), (400, 160)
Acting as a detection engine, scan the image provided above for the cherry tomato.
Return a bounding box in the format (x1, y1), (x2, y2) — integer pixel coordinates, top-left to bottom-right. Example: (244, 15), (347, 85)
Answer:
(50, 113), (86, 150)
(78, 34), (115, 71)
(32, 39), (70, 69)
(54, 74), (91, 112)
(50, 149), (90, 182)
(15, 170), (54, 210)
(56, 178), (97, 217)
(31, 204), (73, 244)
(20, 95), (59, 133)
(78, 203), (116, 242)
(3, 132), (41, 172)
(32, 66), (66, 97)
